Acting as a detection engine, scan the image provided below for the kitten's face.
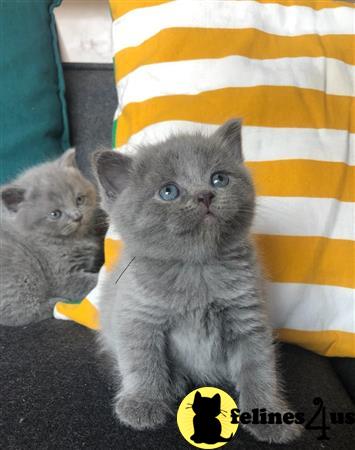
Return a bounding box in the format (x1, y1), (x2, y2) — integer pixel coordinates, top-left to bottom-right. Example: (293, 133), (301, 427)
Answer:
(192, 392), (221, 417)
(95, 120), (255, 260)
(1, 149), (97, 238)
(16, 171), (96, 237)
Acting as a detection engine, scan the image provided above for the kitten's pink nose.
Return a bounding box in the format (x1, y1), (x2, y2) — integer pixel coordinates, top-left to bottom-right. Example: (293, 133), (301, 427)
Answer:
(72, 211), (83, 222)
(197, 191), (215, 208)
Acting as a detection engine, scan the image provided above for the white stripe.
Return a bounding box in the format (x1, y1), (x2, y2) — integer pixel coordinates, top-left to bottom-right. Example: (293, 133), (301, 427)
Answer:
(104, 198), (354, 242)
(117, 121), (355, 166)
(105, 224), (121, 240)
(117, 56), (354, 107)
(53, 306), (70, 321)
(86, 268), (110, 307)
(267, 282), (355, 333)
(85, 226), (122, 307)
(113, 0), (354, 54)
(108, 149), (354, 239)
(252, 197), (355, 241)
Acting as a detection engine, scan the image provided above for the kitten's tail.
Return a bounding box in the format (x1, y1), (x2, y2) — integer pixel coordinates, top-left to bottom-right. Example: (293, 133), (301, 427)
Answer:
(219, 432), (235, 442)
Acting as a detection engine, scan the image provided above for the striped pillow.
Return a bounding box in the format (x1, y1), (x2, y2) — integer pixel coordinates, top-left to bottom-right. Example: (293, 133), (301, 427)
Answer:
(55, 0), (355, 357)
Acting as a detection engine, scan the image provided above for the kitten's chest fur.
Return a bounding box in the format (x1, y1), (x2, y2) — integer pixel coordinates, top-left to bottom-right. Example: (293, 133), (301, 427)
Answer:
(133, 244), (256, 313)
(131, 252), (256, 383)
(39, 235), (100, 273)
(169, 305), (227, 383)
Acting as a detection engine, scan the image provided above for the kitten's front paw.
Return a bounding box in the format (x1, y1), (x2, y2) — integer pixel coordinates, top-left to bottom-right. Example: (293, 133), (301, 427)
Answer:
(245, 420), (303, 444)
(114, 394), (170, 430)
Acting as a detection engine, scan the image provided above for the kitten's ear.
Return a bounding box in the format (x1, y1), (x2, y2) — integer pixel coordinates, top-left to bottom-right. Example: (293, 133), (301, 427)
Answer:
(214, 118), (243, 161)
(93, 150), (132, 202)
(1, 186), (26, 212)
(212, 393), (221, 409)
(194, 391), (202, 402)
(58, 148), (77, 168)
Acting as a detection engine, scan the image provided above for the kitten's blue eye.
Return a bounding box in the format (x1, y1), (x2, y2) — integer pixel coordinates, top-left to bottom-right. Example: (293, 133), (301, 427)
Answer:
(159, 183), (179, 201)
(211, 172), (229, 188)
(49, 210), (62, 219)
(76, 195), (85, 206)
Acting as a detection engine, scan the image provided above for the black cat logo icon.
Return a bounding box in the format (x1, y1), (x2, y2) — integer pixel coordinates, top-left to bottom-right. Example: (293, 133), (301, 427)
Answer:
(177, 387), (239, 449)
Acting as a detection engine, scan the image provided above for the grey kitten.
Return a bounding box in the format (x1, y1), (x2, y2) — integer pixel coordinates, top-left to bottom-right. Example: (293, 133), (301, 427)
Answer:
(93, 120), (302, 443)
(0, 149), (101, 326)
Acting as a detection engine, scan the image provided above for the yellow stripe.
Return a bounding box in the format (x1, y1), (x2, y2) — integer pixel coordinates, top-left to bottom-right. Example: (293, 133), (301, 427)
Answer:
(114, 28), (353, 82)
(246, 160), (355, 203)
(55, 298), (100, 330)
(256, 0), (355, 9)
(255, 235), (355, 289)
(115, 87), (354, 147)
(277, 329), (355, 357)
(110, 0), (171, 19)
(102, 233), (355, 289)
(104, 238), (123, 271)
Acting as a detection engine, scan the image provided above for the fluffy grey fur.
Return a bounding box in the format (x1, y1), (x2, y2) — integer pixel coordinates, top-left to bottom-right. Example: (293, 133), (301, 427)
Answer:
(94, 120), (302, 443)
(0, 149), (102, 326)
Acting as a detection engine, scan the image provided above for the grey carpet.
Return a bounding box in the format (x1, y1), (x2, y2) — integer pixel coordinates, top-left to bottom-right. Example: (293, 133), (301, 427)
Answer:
(0, 320), (354, 449)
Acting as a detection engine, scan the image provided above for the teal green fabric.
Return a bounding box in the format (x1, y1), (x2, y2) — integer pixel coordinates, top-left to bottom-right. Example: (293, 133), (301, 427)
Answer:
(0, 0), (70, 184)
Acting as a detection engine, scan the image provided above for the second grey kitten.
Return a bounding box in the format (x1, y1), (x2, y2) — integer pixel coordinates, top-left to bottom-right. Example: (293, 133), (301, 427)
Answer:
(0, 149), (102, 326)
(94, 120), (302, 443)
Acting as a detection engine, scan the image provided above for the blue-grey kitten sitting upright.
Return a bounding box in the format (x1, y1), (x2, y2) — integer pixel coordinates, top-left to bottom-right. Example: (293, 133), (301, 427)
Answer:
(0, 149), (102, 326)
(93, 120), (302, 443)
